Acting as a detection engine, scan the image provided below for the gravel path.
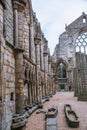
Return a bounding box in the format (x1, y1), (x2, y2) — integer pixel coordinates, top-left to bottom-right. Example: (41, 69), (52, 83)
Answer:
(25, 92), (87, 130)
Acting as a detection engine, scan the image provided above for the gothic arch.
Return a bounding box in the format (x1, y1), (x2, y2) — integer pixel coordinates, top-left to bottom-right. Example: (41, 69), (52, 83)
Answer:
(56, 58), (68, 70)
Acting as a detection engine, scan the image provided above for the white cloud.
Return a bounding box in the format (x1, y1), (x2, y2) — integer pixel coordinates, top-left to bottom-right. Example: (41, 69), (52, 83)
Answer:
(32, 0), (87, 55)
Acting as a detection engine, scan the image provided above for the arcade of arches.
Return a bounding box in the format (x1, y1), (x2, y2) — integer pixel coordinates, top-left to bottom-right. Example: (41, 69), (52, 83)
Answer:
(0, 0), (87, 130)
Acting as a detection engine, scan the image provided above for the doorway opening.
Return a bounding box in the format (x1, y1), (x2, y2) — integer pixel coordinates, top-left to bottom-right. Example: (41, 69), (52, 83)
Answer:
(57, 62), (67, 90)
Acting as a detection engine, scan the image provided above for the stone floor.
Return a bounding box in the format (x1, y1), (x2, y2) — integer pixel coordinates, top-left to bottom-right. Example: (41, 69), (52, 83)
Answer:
(25, 92), (87, 130)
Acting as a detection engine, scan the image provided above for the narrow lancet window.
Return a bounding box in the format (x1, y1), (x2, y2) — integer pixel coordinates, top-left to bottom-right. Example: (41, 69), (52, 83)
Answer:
(83, 17), (86, 23)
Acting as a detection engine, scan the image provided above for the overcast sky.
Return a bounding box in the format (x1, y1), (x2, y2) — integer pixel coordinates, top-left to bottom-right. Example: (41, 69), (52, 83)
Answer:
(32, 0), (87, 55)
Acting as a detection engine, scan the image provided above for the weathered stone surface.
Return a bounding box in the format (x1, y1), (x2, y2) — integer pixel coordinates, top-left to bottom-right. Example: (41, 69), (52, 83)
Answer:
(4, 0), (13, 45)
(0, 1), (56, 130)
(46, 118), (57, 129)
(52, 12), (87, 92)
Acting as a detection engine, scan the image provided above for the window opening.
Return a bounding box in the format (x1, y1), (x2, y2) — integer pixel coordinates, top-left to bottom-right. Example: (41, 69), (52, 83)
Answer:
(10, 92), (14, 101)
(83, 18), (86, 23)
(75, 32), (87, 54)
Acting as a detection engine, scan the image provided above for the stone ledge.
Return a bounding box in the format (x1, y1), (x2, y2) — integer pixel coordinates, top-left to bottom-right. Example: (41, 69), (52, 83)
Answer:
(11, 111), (28, 130)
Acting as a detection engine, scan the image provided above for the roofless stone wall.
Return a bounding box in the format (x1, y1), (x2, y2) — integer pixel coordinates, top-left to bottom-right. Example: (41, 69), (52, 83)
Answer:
(0, 1), (56, 130)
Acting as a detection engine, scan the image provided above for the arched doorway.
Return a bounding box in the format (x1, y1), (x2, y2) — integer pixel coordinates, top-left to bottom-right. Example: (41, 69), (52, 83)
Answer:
(56, 59), (68, 90)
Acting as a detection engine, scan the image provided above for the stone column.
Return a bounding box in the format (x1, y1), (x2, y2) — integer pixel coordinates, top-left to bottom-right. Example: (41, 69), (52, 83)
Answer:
(78, 54), (87, 101)
(73, 68), (79, 97)
(74, 52), (81, 97)
(43, 52), (48, 96)
(75, 52), (84, 99)
(30, 24), (36, 63)
(13, 0), (26, 114)
(35, 36), (41, 102)
(43, 54), (46, 96)
(48, 61), (52, 95)
(15, 52), (24, 113)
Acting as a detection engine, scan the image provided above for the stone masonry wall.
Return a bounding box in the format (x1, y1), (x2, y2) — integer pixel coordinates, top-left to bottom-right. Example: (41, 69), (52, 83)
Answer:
(0, 3), (6, 130)
(0, 1), (15, 130)
(4, 0), (13, 45)
(23, 17), (29, 57)
(3, 45), (15, 130)
(0, 1), (56, 130)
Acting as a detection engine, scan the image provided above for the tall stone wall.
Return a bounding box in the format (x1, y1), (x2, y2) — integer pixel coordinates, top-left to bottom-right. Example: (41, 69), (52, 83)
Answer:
(0, 1), (15, 130)
(0, 1), (56, 130)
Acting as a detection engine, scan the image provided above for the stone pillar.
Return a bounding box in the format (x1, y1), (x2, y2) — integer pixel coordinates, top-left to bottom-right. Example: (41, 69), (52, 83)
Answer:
(13, 0), (26, 114)
(74, 52), (81, 97)
(43, 52), (48, 96)
(43, 54), (46, 97)
(48, 62), (51, 95)
(30, 24), (36, 63)
(35, 36), (41, 102)
(29, 7), (36, 63)
(73, 68), (79, 97)
(78, 54), (87, 101)
(15, 52), (24, 113)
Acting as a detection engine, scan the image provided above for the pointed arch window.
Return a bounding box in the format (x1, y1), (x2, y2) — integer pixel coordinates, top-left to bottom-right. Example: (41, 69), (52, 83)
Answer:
(75, 32), (87, 54)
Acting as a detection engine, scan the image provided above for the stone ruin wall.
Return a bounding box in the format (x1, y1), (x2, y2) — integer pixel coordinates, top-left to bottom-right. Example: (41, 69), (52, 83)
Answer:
(0, 1), (15, 129)
(52, 12), (87, 90)
(0, 1), (57, 130)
